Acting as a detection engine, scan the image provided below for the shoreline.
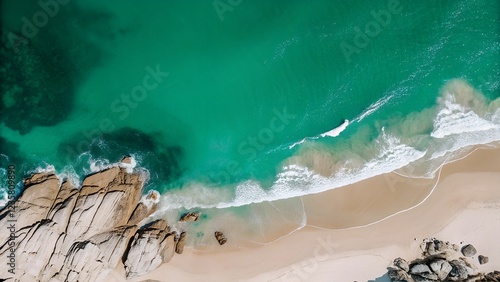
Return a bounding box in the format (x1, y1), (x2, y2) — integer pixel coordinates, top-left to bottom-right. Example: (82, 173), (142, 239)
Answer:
(128, 143), (500, 281)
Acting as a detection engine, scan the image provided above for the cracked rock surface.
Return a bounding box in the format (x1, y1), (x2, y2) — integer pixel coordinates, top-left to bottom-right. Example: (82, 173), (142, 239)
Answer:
(0, 163), (182, 281)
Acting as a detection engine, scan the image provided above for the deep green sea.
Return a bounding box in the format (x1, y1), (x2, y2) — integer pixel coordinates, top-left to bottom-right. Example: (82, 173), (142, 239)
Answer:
(1, 0), (499, 245)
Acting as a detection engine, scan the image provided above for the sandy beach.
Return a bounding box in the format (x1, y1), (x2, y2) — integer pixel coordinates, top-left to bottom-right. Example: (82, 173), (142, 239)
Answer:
(119, 143), (500, 282)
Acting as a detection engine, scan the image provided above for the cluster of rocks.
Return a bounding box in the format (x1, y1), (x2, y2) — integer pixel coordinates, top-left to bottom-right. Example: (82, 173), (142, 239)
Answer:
(178, 211), (228, 246)
(389, 238), (499, 282)
(0, 158), (219, 281)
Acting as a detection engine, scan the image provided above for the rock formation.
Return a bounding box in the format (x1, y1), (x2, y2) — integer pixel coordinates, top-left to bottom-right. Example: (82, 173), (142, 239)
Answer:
(0, 158), (184, 281)
(388, 238), (499, 282)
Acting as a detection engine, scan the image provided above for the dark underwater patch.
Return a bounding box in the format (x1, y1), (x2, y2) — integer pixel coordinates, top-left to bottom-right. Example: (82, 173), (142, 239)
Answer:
(0, 137), (24, 169)
(0, 137), (26, 193)
(58, 127), (184, 186)
(0, 1), (125, 134)
(0, 37), (76, 134)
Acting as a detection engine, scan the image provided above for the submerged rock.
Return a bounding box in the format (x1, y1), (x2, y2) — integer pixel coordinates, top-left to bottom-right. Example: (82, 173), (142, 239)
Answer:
(0, 160), (177, 281)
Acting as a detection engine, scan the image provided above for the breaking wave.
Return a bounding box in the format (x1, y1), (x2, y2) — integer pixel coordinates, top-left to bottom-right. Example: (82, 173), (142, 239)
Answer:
(158, 79), (500, 210)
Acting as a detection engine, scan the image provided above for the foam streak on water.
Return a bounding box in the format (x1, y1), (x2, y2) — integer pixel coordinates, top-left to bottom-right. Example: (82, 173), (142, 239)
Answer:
(289, 119), (350, 149)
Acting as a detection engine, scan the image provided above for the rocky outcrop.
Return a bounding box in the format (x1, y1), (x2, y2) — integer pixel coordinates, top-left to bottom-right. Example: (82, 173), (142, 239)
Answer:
(482, 271), (500, 281)
(0, 158), (179, 282)
(420, 238), (458, 257)
(429, 259), (452, 280)
(388, 238), (498, 282)
(179, 212), (201, 222)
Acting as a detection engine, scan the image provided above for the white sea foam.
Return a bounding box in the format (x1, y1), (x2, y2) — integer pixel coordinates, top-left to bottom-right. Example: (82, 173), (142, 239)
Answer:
(261, 132), (426, 205)
(354, 94), (393, 122)
(158, 78), (500, 210)
(159, 131), (426, 209)
(55, 166), (81, 188)
(120, 157), (137, 173)
(289, 119), (349, 148)
(26, 164), (81, 188)
(88, 155), (137, 174)
(140, 190), (161, 211)
(320, 119), (349, 137)
(427, 79), (500, 159)
(0, 191), (8, 207)
(159, 182), (236, 210)
(431, 92), (498, 138)
(288, 138), (307, 149)
(31, 164), (56, 174)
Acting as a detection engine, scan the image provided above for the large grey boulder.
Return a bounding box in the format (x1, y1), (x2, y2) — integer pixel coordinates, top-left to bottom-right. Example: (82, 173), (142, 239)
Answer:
(394, 257), (410, 272)
(410, 264), (432, 275)
(388, 267), (413, 282)
(449, 259), (472, 281)
(429, 259), (452, 280)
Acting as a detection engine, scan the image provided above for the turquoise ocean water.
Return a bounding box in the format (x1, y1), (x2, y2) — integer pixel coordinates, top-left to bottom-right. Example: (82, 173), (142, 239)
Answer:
(1, 0), (499, 245)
